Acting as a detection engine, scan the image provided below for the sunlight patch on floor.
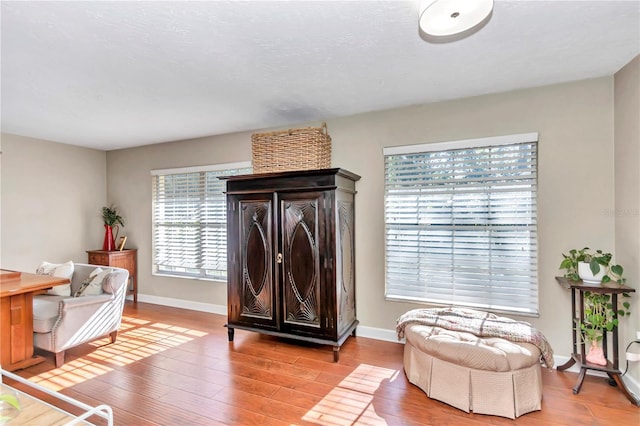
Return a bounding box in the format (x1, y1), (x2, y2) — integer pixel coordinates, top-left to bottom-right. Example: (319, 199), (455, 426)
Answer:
(28, 315), (207, 391)
(302, 364), (399, 426)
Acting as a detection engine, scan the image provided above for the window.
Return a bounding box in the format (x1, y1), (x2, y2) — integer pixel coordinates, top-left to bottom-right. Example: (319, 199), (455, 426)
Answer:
(151, 162), (251, 281)
(384, 133), (538, 315)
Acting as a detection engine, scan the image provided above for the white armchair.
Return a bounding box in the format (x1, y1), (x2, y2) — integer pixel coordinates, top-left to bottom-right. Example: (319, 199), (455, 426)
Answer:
(32, 263), (129, 367)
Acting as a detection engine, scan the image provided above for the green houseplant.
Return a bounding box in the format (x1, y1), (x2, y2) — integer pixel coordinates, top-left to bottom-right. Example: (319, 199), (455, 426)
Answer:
(559, 247), (632, 365)
(559, 247), (625, 284)
(581, 291), (631, 341)
(102, 206), (125, 227)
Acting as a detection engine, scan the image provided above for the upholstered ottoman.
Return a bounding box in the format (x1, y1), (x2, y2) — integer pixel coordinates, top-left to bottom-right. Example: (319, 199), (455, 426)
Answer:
(398, 308), (552, 419)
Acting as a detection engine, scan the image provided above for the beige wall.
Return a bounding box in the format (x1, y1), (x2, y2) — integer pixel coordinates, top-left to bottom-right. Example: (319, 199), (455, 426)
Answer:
(106, 132), (252, 306)
(107, 76), (617, 358)
(615, 55), (640, 384)
(0, 134), (107, 271)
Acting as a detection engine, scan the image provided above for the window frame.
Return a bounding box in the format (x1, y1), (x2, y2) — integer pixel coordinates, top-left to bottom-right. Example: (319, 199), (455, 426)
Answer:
(151, 161), (251, 282)
(383, 133), (539, 316)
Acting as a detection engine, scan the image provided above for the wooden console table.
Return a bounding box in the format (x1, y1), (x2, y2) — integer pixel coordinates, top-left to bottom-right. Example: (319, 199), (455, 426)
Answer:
(556, 277), (639, 405)
(87, 249), (138, 302)
(0, 271), (69, 371)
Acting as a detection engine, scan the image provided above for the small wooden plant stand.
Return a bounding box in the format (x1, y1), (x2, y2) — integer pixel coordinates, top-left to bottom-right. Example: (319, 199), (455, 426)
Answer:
(555, 277), (639, 406)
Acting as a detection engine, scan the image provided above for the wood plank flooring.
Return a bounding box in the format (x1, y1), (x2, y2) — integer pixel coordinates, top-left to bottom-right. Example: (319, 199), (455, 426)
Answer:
(6, 302), (640, 425)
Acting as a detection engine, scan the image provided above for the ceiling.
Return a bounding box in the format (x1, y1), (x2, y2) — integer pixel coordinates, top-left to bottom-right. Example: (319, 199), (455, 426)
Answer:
(1, 1), (639, 151)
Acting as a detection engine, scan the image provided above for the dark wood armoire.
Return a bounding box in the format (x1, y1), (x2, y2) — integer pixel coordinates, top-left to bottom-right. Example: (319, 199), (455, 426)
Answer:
(222, 168), (359, 361)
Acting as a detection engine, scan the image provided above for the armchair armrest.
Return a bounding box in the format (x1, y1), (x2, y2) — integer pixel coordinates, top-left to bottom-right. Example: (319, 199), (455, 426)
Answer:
(60, 294), (113, 310)
(52, 294), (121, 351)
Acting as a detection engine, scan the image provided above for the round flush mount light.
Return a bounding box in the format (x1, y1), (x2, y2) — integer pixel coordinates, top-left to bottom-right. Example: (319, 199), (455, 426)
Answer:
(419, 0), (494, 43)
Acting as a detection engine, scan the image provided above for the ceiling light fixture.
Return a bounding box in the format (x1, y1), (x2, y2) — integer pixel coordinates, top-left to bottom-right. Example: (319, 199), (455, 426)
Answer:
(419, 0), (494, 43)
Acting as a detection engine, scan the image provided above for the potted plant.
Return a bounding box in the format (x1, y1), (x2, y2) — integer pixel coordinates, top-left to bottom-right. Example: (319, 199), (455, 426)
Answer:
(559, 247), (626, 284)
(560, 247), (632, 365)
(101, 206), (124, 251)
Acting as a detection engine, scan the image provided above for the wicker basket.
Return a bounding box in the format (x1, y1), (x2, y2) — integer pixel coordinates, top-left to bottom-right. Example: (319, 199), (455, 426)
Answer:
(251, 123), (332, 173)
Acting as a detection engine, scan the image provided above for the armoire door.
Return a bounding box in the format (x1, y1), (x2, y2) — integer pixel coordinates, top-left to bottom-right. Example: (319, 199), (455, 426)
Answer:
(335, 190), (357, 336)
(228, 193), (277, 330)
(278, 191), (325, 336)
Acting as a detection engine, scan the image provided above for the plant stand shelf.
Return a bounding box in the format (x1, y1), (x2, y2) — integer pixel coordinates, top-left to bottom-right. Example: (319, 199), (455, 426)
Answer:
(555, 277), (638, 405)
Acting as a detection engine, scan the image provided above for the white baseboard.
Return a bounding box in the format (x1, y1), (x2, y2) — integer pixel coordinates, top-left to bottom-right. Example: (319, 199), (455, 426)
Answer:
(132, 293), (640, 400)
(134, 293), (227, 316)
(356, 325), (402, 343)
(134, 294), (405, 341)
(622, 373), (640, 400)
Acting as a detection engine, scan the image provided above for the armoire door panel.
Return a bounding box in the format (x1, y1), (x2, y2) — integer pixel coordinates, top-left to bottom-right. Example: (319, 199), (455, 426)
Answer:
(280, 194), (322, 329)
(239, 199), (275, 323)
(337, 196), (356, 335)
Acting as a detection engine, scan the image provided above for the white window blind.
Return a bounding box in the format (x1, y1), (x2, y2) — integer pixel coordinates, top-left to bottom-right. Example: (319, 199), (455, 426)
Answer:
(384, 133), (539, 315)
(151, 162), (251, 281)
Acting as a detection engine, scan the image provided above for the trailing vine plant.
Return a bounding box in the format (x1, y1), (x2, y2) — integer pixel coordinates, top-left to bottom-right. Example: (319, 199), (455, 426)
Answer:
(581, 291), (631, 343)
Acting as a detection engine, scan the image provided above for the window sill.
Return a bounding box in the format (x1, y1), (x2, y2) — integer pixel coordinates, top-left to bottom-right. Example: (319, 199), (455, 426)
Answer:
(385, 295), (539, 318)
(152, 272), (227, 284)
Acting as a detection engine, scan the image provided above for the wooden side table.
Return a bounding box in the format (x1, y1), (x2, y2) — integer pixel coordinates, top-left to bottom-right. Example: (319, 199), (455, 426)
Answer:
(87, 249), (138, 302)
(556, 277), (638, 405)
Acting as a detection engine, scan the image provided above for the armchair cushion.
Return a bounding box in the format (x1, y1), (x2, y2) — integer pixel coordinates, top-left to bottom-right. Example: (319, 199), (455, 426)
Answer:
(102, 269), (124, 294)
(73, 267), (112, 297)
(36, 261), (74, 296)
(33, 295), (64, 333)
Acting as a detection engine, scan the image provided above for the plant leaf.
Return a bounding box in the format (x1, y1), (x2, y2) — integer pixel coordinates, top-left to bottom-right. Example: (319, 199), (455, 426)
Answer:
(0, 394), (20, 410)
(611, 264), (623, 275)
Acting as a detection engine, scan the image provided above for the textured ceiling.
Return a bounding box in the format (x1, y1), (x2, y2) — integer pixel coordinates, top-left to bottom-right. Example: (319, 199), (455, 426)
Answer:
(1, 1), (639, 151)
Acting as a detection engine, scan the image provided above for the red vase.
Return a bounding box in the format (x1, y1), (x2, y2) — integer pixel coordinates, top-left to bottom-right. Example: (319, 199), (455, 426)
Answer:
(102, 224), (116, 251)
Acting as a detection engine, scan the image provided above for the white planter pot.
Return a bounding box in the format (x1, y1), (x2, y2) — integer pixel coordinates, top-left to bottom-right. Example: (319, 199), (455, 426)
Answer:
(578, 262), (605, 284)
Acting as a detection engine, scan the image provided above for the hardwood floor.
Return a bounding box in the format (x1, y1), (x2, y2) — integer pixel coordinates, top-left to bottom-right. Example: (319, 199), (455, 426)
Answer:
(6, 301), (640, 425)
